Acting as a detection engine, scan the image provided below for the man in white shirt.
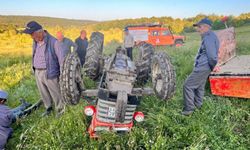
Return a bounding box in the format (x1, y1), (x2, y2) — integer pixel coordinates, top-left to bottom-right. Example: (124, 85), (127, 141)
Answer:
(123, 28), (134, 60)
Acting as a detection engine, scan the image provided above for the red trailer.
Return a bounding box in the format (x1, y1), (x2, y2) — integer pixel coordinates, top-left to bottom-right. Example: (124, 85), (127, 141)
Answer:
(209, 27), (250, 98)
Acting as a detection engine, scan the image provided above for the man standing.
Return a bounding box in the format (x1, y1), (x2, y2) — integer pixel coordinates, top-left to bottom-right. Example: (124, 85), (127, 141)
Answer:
(75, 30), (88, 66)
(123, 28), (134, 60)
(55, 31), (77, 61)
(182, 18), (220, 116)
(23, 21), (64, 117)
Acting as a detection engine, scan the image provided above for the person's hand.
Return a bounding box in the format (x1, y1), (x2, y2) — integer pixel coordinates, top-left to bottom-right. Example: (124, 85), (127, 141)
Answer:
(213, 66), (220, 72)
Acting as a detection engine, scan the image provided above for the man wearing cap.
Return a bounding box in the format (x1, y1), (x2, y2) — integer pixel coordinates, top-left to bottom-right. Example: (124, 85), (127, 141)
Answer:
(55, 31), (78, 61)
(182, 18), (220, 116)
(0, 90), (31, 149)
(75, 30), (88, 66)
(123, 28), (134, 60)
(23, 21), (65, 117)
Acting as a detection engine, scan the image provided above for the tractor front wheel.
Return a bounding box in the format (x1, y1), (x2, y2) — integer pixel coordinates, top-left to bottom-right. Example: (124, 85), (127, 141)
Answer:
(60, 52), (84, 105)
(151, 52), (176, 100)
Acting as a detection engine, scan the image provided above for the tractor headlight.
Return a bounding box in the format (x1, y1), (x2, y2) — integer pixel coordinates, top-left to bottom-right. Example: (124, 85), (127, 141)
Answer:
(84, 106), (95, 116)
(134, 111), (144, 122)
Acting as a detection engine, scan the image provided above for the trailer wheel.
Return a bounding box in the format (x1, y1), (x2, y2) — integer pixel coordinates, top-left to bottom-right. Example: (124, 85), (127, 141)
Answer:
(151, 52), (176, 100)
(60, 52), (84, 105)
(136, 42), (154, 84)
(84, 32), (104, 80)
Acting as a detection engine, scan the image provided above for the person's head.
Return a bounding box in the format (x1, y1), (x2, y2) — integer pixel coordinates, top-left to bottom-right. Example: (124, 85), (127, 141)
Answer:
(124, 28), (129, 35)
(56, 31), (64, 42)
(23, 21), (45, 42)
(80, 30), (87, 39)
(193, 18), (212, 35)
(0, 90), (8, 105)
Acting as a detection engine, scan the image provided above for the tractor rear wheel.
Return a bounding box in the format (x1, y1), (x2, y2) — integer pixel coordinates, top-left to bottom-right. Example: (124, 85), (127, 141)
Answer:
(136, 42), (154, 84)
(60, 52), (84, 105)
(151, 52), (176, 100)
(84, 32), (104, 80)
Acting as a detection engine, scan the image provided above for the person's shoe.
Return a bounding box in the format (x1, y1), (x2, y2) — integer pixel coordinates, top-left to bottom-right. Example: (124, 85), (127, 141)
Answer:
(55, 111), (64, 118)
(56, 107), (65, 118)
(181, 110), (194, 116)
(55, 112), (63, 118)
(41, 107), (53, 117)
(196, 105), (202, 109)
(194, 102), (203, 109)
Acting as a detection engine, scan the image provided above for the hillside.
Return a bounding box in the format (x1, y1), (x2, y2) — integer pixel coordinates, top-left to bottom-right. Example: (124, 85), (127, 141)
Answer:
(0, 15), (97, 27)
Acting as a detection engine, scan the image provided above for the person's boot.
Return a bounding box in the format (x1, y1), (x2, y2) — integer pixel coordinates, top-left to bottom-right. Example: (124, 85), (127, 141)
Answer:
(181, 110), (194, 116)
(56, 107), (65, 118)
(41, 107), (53, 117)
(195, 104), (202, 109)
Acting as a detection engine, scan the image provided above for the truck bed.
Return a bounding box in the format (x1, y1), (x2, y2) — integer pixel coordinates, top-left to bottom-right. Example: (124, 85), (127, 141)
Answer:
(211, 55), (250, 76)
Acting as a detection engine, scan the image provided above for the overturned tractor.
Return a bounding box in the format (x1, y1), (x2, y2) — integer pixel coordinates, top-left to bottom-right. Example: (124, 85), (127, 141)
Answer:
(60, 32), (176, 138)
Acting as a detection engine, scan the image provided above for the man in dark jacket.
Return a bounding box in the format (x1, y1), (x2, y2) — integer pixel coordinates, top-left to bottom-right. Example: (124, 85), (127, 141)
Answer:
(55, 31), (77, 60)
(0, 90), (30, 149)
(75, 30), (88, 66)
(23, 21), (65, 117)
(182, 18), (220, 116)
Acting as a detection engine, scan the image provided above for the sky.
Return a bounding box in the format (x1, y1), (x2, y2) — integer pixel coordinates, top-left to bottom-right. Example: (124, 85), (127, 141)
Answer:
(0, 0), (250, 21)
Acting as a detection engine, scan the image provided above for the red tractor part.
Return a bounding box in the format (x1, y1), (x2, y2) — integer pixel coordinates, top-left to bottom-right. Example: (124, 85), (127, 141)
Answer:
(86, 108), (144, 138)
(209, 27), (250, 99)
(84, 105), (96, 116)
(133, 111), (144, 122)
(210, 76), (250, 98)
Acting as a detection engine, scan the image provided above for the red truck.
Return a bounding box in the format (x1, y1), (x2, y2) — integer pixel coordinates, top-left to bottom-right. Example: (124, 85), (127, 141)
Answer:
(125, 23), (185, 46)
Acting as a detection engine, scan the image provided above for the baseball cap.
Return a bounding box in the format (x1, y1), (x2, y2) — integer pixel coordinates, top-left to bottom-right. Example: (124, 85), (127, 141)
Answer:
(23, 21), (43, 34)
(193, 18), (212, 27)
(124, 27), (129, 31)
(0, 90), (8, 100)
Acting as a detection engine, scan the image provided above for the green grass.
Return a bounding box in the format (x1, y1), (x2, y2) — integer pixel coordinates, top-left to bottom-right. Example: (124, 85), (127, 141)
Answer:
(2, 26), (250, 149)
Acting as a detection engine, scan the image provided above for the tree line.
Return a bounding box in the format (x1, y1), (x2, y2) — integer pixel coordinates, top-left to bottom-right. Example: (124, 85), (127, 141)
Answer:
(1, 13), (250, 34)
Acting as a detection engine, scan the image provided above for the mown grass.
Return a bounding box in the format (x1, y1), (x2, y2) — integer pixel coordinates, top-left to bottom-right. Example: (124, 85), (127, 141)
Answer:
(1, 26), (250, 149)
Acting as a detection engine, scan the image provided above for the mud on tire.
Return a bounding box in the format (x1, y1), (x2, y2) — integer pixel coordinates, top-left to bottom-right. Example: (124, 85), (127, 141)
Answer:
(136, 42), (154, 84)
(84, 32), (104, 80)
(151, 52), (176, 100)
(60, 52), (84, 105)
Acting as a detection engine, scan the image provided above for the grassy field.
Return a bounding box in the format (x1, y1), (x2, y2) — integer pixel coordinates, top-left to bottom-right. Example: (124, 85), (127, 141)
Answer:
(1, 25), (250, 149)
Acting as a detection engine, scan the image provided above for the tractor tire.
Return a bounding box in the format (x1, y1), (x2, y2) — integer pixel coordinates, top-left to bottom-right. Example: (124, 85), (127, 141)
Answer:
(151, 52), (176, 100)
(115, 91), (128, 123)
(136, 42), (154, 84)
(60, 52), (84, 105)
(175, 40), (184, 47)
(84, 32), (104, 80)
